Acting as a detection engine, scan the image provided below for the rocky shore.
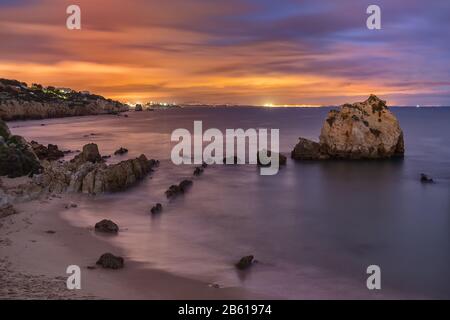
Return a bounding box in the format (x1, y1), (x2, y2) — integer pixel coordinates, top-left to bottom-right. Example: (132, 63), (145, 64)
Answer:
(0, 79), (129, 121)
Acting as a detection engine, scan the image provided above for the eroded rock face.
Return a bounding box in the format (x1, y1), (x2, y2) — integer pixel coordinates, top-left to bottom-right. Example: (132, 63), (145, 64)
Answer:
(33, 143), (156, 194)
(292, 95), (405, 160)
(0, 79), (129, 121)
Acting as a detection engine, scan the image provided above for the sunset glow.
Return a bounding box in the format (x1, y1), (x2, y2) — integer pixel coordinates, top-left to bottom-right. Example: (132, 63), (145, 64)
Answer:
(1, 0), (449, 106)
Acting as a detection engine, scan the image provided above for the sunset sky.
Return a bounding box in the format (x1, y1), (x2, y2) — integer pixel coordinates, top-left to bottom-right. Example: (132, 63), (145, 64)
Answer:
(0, 0), (449, 106)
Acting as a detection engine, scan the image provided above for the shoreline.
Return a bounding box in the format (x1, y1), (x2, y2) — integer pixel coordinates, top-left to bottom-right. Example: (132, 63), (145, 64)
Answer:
(0, 191), (266, 300)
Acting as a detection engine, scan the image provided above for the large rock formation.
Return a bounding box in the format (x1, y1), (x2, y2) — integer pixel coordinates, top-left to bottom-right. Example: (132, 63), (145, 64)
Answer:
(32, 143), (157, 194)
(0, 119), (42, 178)
(292, 95), (405, 160)
(0, 79), (129, 120)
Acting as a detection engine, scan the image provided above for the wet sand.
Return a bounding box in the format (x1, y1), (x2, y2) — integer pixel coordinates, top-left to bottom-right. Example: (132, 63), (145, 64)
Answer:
(0, 191), (265, 300)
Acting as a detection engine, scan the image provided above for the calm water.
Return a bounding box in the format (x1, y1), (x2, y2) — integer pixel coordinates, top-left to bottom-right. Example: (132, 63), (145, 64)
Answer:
(11, 107), (450, 299)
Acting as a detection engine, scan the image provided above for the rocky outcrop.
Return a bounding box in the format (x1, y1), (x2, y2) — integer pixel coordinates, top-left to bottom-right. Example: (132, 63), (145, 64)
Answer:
(114, 147), (128, 156)
(32, 143), (157, 194)
(30, 141), (65, 161)
(292, 95), (405, 160)
(95, 219), (119, 234)
(0, 78), (129, 120)
(0, 120), (42, 178)
(96, 253), (124, 269)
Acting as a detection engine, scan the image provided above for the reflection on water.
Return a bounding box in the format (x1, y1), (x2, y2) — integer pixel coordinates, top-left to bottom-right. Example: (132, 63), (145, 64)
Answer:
(11, 107), (450, 298)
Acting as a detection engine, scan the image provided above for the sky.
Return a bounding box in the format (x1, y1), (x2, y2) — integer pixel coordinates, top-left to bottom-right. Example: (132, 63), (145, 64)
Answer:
(0, 0), (449, 106)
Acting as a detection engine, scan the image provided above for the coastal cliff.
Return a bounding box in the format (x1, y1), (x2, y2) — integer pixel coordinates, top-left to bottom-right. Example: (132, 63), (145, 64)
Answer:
(0, 79), (129, 120)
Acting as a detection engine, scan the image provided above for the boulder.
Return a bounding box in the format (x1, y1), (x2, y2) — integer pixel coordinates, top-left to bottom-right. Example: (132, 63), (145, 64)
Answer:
(96, 253), (124, 269)
(95, 219), (119, 233)
(71, 143), (103, 165)
(30, 141), (65, 161)
(165, 180), (193, 198)
(291, 138), (328, 160)
(236, 255), (254, 270)
(420, 173), (434, 184)
(150, 203), (163, 214)
(114, 147), (128, 155)
(292, 95), (405, 160)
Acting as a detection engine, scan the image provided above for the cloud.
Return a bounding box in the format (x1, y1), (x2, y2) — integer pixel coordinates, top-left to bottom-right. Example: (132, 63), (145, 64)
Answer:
(0, 0), (449, 105)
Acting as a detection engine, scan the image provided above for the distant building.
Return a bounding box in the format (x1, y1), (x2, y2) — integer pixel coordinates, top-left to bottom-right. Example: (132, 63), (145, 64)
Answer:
(57, 87), (73, 94)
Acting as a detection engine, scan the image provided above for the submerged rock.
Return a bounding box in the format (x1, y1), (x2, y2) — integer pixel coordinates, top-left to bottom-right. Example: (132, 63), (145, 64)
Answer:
(96, 253), (124, 269)
(150, 203), (163, 214)
(114, 147), (128, 155)
(292, 95), (405, 160)
(420, 173), (434, 184)
(257, 150), (287, 166)
(165, 180), (193, 198)
(95, 219), (119, 234)
(193, 167), (204, 176)
(235, 255), (254, 270)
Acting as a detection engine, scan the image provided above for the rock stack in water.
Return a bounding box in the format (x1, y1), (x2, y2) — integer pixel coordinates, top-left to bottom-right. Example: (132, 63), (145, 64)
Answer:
(291, 95), (405, 160)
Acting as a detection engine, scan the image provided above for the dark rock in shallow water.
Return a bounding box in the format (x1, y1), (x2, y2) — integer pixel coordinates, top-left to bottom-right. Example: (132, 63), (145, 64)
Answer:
(96, 253), (124, 269)
(30, 141), (65, 161)
(114, 147), (128, 155)
(95, 219), (119, 234)
(291, 138), (328, 160)
(193, 167), (204, 176)
(420, 173), (434, 184)
(151, 203), (163, 214)
(71, 143), (103, 165)
(165, 180), (193, 198)
(235, 255), (254, 270)
(179, 179), (193, 191)
(257, 149), (287, 166)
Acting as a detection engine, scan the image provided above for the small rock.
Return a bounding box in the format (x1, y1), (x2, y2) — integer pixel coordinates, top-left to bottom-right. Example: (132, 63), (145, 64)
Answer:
(236, 255), (254, 270)
(420, 173), (434, 184)
(86, 265), (97, 270)
(45, 230), (56, 234)
(114, 147), (128, 155)
(64, 203), (78, 209)
(151, 203), (163, 214)
(96, 253), (124, 269)
(94, 219), (119, 234)
(193, 167), (204, 176)
(165, 180), (193, 198)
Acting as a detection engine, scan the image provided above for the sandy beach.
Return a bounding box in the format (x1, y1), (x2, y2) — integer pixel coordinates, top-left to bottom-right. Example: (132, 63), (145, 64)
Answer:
(0, 182), (264, 300)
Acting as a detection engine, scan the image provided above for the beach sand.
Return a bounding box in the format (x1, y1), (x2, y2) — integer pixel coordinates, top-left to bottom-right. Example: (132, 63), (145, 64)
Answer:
(0, 189), (264, 300)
